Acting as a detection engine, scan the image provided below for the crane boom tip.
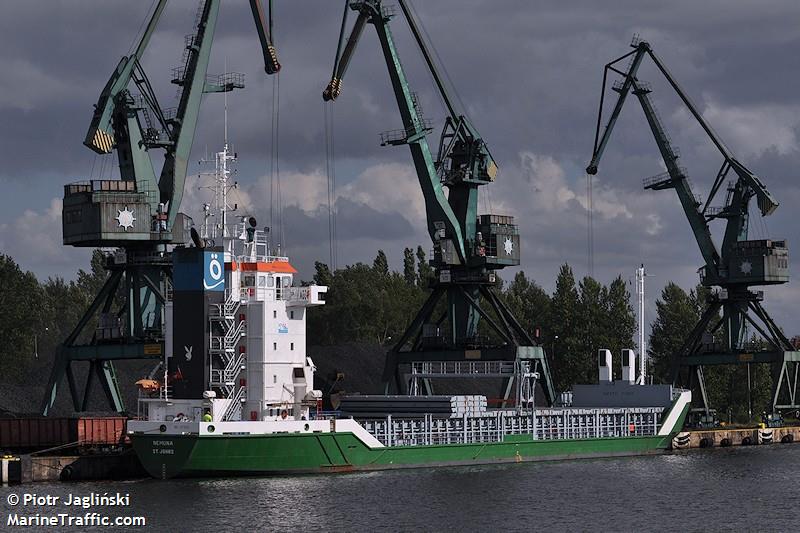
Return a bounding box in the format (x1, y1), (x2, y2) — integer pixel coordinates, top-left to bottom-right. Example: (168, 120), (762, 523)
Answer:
(323, 78), (341, 101)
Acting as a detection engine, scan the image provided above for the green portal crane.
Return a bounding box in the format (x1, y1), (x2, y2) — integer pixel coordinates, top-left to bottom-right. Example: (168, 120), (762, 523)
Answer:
(323, 0), (555, 405)
(43, 0), (280, 415)
(587, 37), (799, 414)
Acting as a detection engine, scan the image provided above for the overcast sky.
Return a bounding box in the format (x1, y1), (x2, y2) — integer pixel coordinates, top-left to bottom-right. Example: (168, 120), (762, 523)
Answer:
(1, 0), (800, 334)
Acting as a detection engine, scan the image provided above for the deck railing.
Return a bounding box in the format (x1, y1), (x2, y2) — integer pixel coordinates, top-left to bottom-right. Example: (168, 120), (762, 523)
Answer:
(361, 407), (663, 447)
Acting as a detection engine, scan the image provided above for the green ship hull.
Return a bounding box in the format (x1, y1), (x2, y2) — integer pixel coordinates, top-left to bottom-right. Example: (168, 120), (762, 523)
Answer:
(131, 416), (686, 479)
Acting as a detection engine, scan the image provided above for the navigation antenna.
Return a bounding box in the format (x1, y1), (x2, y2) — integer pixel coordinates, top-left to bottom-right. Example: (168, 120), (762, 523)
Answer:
(198, 83), (238, 251)
(635, 264), (647, 384)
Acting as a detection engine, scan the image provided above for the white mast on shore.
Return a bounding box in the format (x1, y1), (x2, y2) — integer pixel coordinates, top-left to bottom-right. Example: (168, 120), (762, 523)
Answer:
(635, 264), (647, 385)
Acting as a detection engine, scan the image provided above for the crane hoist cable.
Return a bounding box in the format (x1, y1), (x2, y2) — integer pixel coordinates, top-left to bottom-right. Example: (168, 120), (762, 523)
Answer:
(275, 73), (283, 250)
(331, 106), (338, 269)
(323, 102), (338, 271)
(267, 72), (283, 251)
(324, 103), (332, 270)
(251, 0), (282, 251)
(405, 0), (469, 123)
(98, 152), (108, 182)
(587, 172), (594, 277)
(127, 0), (158, 56)
(321, 0), (348, 271)
(112, 150), (120, 180)
(405, 0), (498, 233)
(262, 75), (272, 244)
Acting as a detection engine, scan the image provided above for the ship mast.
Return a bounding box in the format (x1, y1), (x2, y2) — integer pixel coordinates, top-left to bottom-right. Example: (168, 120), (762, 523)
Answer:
(199, 84), (237, 256)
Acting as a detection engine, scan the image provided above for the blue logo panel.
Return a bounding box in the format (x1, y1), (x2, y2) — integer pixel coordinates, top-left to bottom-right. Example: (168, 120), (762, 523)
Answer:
(173, 248), (225, 292)
(204, 252), (224, 291)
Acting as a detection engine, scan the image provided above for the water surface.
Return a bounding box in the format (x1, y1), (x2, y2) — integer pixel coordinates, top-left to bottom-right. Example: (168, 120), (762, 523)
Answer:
(2, 445), (798, 531)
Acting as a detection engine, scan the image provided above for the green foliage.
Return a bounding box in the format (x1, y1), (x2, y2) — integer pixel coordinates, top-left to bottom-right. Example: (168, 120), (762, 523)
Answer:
(698, 329), (774, 422)
(575, 276), (609, 384)
(545, 264), (581, 392)
(402, 247), (416, 286)
(532, 268), (636, 393)
(501, 272), (550, 337)
(701, 361), (773, 424)
(306, 254), (781, 421)
(313, 261), (333, 286)
(372, 250), (389, 276)
(308, 254), (425, 346)
(416, 246), (434, 287)
(0, 250), (109, 385)
(603, 276), (637, 378)
(307, 255), (634, 371)
(648, 281), (776, 423)
(0, 255), (45, 381)
(76, 250), (109, 297)
(648, 282), (699, 383)
(2, 245), (776, 422)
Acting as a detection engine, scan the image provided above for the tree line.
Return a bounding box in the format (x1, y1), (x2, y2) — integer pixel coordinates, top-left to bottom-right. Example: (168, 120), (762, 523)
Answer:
(308, 248), (786, 420)
(0, 248), (784, 421)
(308, 247), (637, 395)
(648, 282), (775, 421)
(0, 252), (107, 394)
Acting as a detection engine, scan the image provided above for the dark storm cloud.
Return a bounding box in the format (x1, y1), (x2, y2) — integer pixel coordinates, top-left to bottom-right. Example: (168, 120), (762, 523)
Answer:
(3, 0), (799, 176)
(269, 197), (414, 249)
(2, 0), (800, 330)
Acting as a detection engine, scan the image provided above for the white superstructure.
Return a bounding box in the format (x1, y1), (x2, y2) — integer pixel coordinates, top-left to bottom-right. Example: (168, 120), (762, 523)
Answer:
(225, 229), (327, 421)
(134, 141), (326, 425)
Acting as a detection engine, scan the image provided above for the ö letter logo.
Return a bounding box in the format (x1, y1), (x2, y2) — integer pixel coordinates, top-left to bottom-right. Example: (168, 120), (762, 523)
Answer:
(204, 252), (224, 290)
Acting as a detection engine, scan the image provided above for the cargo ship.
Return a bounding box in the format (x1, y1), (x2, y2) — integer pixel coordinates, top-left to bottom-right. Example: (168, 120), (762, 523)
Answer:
(127, 143), (691, 478)
(128, 257), (689, 478)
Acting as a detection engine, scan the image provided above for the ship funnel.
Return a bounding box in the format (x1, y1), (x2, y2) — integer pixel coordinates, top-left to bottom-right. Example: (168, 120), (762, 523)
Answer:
(598, 349), (612, 382)
(621, 349), (636, 384)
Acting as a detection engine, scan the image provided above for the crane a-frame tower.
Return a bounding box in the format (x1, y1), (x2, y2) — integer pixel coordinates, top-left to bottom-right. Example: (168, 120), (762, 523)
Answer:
(323, 0), (556, 405)
(42, 0), (280, 414)
(587, 37), (799, 414)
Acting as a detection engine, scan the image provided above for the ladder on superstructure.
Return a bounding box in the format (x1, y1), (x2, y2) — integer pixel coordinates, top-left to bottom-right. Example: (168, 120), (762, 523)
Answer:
(209, 288), (248, 420)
